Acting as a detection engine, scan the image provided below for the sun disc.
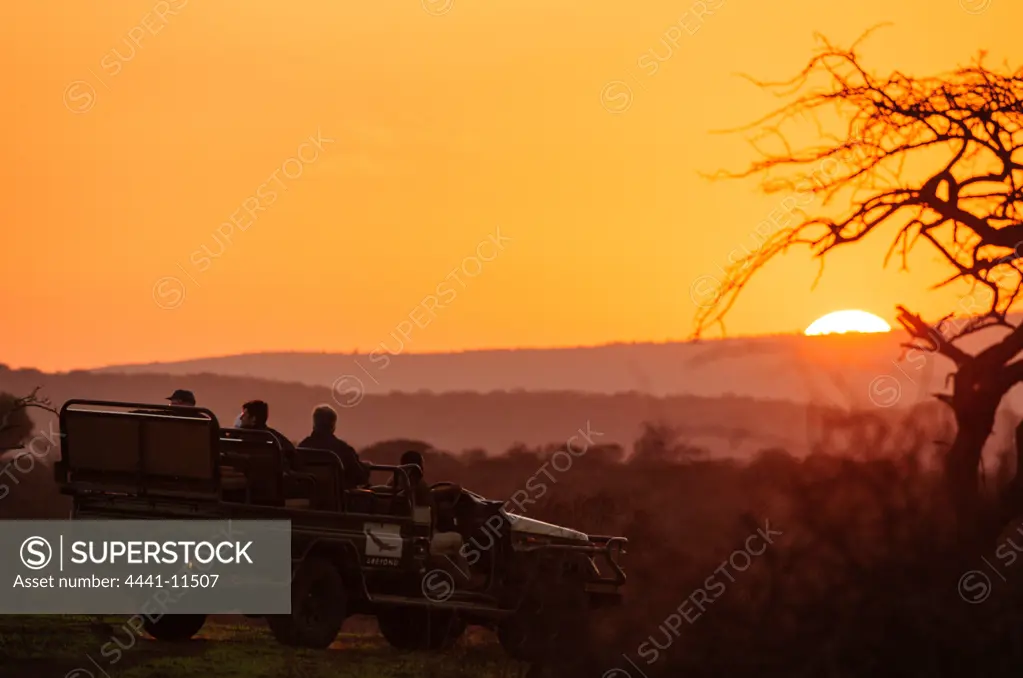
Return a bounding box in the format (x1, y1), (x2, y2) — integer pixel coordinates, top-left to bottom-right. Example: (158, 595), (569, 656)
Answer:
(805, 310), (891, 336)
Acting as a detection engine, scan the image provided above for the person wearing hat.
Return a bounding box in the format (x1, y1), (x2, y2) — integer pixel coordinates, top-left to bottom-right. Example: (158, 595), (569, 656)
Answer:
(163, 388), (210, 420)
(129, 388), (202, 417)
(167, 389), (196, 407)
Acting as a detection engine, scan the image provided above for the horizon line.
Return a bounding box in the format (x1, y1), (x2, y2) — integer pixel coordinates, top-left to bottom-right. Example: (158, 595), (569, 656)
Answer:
(34, 327), (919, 373)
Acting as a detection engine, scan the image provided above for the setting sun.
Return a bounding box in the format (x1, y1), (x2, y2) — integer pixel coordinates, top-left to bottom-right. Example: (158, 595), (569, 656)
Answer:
(804, 310), (892, 336)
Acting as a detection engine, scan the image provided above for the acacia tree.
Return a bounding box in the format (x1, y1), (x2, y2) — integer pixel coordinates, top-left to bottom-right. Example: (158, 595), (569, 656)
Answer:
(0, 388), (57, 451)
(697, 28), (1023, 529)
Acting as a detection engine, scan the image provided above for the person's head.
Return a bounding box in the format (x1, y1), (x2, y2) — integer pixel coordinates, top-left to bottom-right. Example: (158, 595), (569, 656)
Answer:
(240, 400), (269, 428)
(400, 450), (424, 478)
(311, 404), (337, 433)
(167, 389), (196, 407)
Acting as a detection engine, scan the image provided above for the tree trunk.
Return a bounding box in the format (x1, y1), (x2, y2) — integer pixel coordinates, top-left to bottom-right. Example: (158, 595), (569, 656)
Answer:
(944, 421), (990, 521)
(996, 419), (1023, 527)
(944, 376), (1002, 535)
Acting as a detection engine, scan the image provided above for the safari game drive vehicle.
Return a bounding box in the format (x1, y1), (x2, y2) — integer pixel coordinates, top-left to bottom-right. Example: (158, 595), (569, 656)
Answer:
(53, 400), (627, 662)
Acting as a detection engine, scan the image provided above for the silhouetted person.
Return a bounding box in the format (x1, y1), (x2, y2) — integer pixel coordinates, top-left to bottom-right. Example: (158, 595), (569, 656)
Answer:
(165, 389), (206, 418)
(387, 449), (432, 507)
(166, 389), (196, 406)
(131, 388), (204, 417)
(238, 400), (296, 460)
(298, 404), (369, 488)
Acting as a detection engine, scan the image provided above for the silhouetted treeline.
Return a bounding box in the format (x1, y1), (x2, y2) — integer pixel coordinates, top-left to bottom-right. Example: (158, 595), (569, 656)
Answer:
(3, 366), (1021, 464)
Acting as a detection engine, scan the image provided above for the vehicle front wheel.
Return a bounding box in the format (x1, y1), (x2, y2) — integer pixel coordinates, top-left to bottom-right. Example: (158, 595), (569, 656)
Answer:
(377, 607), (465, 651)
(498, 576), (589, 663)
(142, 614), (207, 641)
(266, 558), (347, 649)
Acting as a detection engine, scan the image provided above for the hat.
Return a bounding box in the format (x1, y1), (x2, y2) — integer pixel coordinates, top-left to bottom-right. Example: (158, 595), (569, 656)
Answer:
(166, 389), (196, 405)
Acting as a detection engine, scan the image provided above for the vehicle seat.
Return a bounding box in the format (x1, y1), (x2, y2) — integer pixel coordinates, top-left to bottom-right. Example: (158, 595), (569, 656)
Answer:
(344, 488), (410, 516)
(346, 489), (376, 513)
(220, 466), (248, 491)
(296, 447), (344, 511)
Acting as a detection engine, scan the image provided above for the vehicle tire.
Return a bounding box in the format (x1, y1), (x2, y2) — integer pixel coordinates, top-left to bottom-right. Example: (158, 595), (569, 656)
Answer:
(377, 607), (465, 651)
(498, 575), (589, 663)
(427, 612), (466, 651)
(266, 558), (347, 649)
(142, 614), (207, 641)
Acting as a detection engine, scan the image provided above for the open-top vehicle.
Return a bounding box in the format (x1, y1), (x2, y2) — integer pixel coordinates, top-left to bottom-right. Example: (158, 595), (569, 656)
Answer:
(53, 399), (627, 662)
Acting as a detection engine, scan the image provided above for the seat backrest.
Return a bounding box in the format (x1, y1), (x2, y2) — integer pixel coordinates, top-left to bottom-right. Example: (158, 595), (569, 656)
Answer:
(144, 418), (216, 479)
(219, 429), (284, 506)
(61, 404), (218, 497)
(341, 487), (408, 517)
(389, 494), (413, 517)
(345, 489), (377, 514)
(295, 447), (344, 511)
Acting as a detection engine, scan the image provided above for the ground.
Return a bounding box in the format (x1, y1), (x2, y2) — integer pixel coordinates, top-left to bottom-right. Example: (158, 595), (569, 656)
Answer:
(0, 616), (529, 678)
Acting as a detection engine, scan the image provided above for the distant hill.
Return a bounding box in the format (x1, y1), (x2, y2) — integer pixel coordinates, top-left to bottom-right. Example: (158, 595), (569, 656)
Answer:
(2, 364), (1020, 464)
(90, 325), (1023, 409)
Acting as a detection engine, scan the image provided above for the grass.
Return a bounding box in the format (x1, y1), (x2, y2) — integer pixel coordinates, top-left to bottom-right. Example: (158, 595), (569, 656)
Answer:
(0, 616), (528, 678)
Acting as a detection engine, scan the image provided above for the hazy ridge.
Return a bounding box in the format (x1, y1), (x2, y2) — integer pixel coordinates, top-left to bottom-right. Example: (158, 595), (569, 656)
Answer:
(89, 327), (1023, 409)
(13, 323), (1023, 459)
(3, 363), (1019, 462)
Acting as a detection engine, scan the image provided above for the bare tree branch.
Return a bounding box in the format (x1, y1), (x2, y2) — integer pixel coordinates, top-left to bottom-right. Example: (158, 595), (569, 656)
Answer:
(697, 31), (1023, 522)
(894, 305), (970, 365)
(696, 31), (1023, 345)
(0, 387), (57, 451)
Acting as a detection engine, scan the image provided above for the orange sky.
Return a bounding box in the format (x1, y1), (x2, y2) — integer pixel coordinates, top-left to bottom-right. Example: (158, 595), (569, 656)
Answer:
(1, 0), (1015, 371)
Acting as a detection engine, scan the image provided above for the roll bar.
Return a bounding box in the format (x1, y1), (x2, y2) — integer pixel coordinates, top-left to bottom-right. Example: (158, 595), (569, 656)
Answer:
(59, 399), (219, 423)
